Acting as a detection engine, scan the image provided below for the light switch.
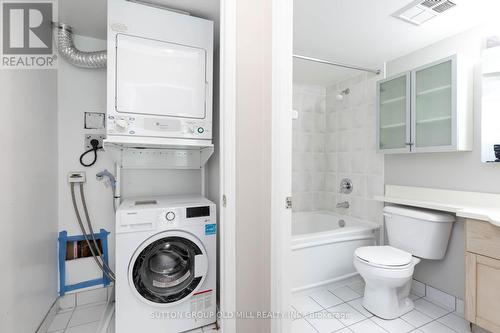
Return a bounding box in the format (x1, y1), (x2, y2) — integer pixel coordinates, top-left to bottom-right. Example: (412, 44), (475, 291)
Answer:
(84, 112), (105, 129)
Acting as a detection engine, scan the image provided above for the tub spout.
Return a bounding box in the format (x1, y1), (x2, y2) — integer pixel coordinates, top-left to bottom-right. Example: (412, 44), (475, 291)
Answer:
(336, 201), (349, 209)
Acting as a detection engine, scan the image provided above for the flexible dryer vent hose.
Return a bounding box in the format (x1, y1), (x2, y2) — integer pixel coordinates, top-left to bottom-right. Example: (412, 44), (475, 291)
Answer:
(57, 23), (107, 69)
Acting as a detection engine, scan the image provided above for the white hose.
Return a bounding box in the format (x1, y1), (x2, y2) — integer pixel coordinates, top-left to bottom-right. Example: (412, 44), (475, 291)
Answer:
(70, 183), (115, 281)
(79, 184), (116, 280)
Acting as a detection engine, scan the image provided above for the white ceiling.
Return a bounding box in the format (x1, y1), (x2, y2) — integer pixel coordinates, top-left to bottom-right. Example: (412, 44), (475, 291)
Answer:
(58, 0), (499, 86)
(58, 0), (220, 40)
(294, 0), (500, 86)
(59, 0), (107, 39)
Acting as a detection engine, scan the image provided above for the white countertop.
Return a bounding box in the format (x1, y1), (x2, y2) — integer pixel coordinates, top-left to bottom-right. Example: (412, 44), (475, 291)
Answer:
(375, 185), (500, 227)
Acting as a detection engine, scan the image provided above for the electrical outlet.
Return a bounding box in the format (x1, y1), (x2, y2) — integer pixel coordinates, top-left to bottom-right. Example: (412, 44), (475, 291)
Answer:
(84, 134), (105, 150)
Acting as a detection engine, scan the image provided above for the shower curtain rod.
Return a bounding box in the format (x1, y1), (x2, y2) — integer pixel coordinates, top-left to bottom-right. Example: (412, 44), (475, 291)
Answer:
(293, 54), (381, 75)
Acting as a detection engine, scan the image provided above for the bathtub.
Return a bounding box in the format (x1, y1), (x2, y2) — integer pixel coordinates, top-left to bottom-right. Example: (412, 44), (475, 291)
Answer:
(292, 211), (379, 292)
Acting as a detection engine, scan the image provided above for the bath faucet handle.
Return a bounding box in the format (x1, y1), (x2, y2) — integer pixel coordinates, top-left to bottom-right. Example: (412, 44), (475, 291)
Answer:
(339, 178), (353, 194)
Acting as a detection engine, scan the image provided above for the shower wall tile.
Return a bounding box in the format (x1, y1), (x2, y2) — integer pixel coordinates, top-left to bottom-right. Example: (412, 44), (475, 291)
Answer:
(337, 153), (351, 173)
(293, 73), (384, 221)
(338, 132), (351, 152)
(325, 173), (337, 192)
(352, 106), (366, 129)
(323, 73), (385, 224)
(366, 152), (384, 175)
(325, 134), (337, 152)
(326, 154), (337, 172)
(351, 153), (367, 174)
(293, 84), (327, 212)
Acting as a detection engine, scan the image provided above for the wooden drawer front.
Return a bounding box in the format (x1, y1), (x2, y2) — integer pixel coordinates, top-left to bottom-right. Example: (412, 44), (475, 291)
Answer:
(466, 219), (500, 260)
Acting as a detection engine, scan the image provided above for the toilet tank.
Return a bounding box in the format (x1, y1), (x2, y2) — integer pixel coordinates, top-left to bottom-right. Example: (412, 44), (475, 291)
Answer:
(383, 206), (455, 260)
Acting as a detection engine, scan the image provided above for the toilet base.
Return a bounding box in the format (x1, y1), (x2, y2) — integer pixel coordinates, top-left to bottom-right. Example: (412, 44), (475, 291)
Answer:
(362, 283), (414, 319)
(354, 254), (421, 320)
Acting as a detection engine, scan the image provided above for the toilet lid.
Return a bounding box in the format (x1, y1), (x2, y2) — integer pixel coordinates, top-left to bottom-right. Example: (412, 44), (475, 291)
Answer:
(355, 246), (412, 267)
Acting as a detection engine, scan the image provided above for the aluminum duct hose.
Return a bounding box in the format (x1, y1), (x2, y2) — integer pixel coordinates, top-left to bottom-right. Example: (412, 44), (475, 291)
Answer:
(57, 23), (107, 69)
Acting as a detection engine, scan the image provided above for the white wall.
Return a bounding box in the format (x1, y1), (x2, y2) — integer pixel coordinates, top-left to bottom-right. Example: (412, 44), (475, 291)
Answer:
(57, 36), (116, 284)
(57, 35), (204, 286)
(385, 26), (500, 298)
(235, 0), (272, 331)
(0, 70), (58, 332)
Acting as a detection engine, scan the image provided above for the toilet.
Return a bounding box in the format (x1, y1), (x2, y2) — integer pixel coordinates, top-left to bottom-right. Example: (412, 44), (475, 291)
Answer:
(354, 206), (455, 319)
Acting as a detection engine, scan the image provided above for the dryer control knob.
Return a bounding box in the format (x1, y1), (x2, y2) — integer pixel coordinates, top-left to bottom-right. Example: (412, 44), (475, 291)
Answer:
(166, 211), (175, 221)
(115, 119), (128, 131)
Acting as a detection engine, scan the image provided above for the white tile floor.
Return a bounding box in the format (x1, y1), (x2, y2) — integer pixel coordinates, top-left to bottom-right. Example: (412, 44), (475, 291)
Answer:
(47, 300), (217, 333)
(47, 302), (108, 333)
(292, 278), (471, 333)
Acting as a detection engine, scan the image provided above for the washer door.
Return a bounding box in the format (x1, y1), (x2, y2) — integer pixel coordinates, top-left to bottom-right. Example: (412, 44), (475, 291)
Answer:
(130, 231), (208, 305)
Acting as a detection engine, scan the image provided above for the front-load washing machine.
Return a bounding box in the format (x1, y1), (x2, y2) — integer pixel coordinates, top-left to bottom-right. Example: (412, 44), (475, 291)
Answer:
(115, 195), (217, 333)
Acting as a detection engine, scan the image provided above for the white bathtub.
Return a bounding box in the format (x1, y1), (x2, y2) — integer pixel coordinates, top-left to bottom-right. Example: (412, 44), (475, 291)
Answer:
(292, 211), (379, 292)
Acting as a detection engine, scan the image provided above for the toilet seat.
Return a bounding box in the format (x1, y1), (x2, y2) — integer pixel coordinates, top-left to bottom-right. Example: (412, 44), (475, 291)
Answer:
(355, 246), (413, 269)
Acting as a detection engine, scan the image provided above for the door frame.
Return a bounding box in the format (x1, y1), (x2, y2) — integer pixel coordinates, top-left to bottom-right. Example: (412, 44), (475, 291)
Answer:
(270, 0), (293, 332)
(219, 0), (293, 331)
(218, 0), (237, 331)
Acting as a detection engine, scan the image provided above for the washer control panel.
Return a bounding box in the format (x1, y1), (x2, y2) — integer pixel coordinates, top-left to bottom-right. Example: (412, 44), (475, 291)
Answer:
(157, 205), (212, 227)
(117, 197), (216, 234)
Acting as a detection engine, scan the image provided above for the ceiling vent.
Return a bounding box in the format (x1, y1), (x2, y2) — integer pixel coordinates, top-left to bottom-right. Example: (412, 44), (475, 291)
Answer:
(393, 0), (457, 26)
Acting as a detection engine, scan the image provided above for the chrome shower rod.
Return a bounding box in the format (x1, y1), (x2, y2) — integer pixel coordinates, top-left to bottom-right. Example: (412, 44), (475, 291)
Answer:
(293, 54), (381, 75)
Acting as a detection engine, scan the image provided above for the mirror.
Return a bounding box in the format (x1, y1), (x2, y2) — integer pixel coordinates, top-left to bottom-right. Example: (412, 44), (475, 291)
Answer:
(481, 39), (500, 163)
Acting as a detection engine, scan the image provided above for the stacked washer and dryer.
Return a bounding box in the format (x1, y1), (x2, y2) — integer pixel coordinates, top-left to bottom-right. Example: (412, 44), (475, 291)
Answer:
(105, 1), (217, 332)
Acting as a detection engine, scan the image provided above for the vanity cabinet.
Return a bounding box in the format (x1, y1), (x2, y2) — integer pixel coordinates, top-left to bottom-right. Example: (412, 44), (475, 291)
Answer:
(465, 219), (500, 333)
(377, 55), (472, 153)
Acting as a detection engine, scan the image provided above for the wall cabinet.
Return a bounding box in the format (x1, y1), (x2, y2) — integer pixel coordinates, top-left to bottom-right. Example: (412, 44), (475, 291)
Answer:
(377, 55), (472, 153)
(465, 219), (500, 333)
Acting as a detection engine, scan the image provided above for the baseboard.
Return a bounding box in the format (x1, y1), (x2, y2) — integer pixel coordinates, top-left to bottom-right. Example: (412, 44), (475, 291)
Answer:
(411, 279), (465, 317)
(35, 298), (59, 333)
(292, 272), (361, 293)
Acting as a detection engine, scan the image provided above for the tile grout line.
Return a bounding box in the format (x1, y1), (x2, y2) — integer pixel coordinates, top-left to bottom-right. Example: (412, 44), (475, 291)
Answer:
(304, 305), (350, 333)
(366, 316), (396, 333)
(64, 319), (102, 332)
(401, 307), (459, 333)
(301, 314), (321, 333)
(62, 306), (77, 333)
(344, 284), (364, 297)
(430, 310), (461, 333)
(399, 307), (431, 329)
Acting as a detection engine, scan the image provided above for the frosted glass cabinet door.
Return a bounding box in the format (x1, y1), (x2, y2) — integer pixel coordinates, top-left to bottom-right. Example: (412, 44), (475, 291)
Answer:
(412, 57), (455, 150)
(377, 73), (411, 152)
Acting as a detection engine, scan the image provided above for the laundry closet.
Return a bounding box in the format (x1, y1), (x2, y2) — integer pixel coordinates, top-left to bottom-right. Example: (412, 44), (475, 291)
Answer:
(50, 1), (220, 332)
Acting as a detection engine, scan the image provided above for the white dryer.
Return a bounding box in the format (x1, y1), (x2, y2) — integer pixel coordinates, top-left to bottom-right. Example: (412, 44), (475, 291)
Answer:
(106, 0), (213, 147)
(115, 195), (217, 333)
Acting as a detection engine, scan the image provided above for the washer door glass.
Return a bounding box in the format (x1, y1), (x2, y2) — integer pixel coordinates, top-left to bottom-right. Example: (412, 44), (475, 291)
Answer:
(132, 236), (203, 304)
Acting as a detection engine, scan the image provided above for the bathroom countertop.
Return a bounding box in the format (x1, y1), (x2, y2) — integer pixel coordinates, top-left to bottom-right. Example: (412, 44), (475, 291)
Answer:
(375, 185), (500, 227)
